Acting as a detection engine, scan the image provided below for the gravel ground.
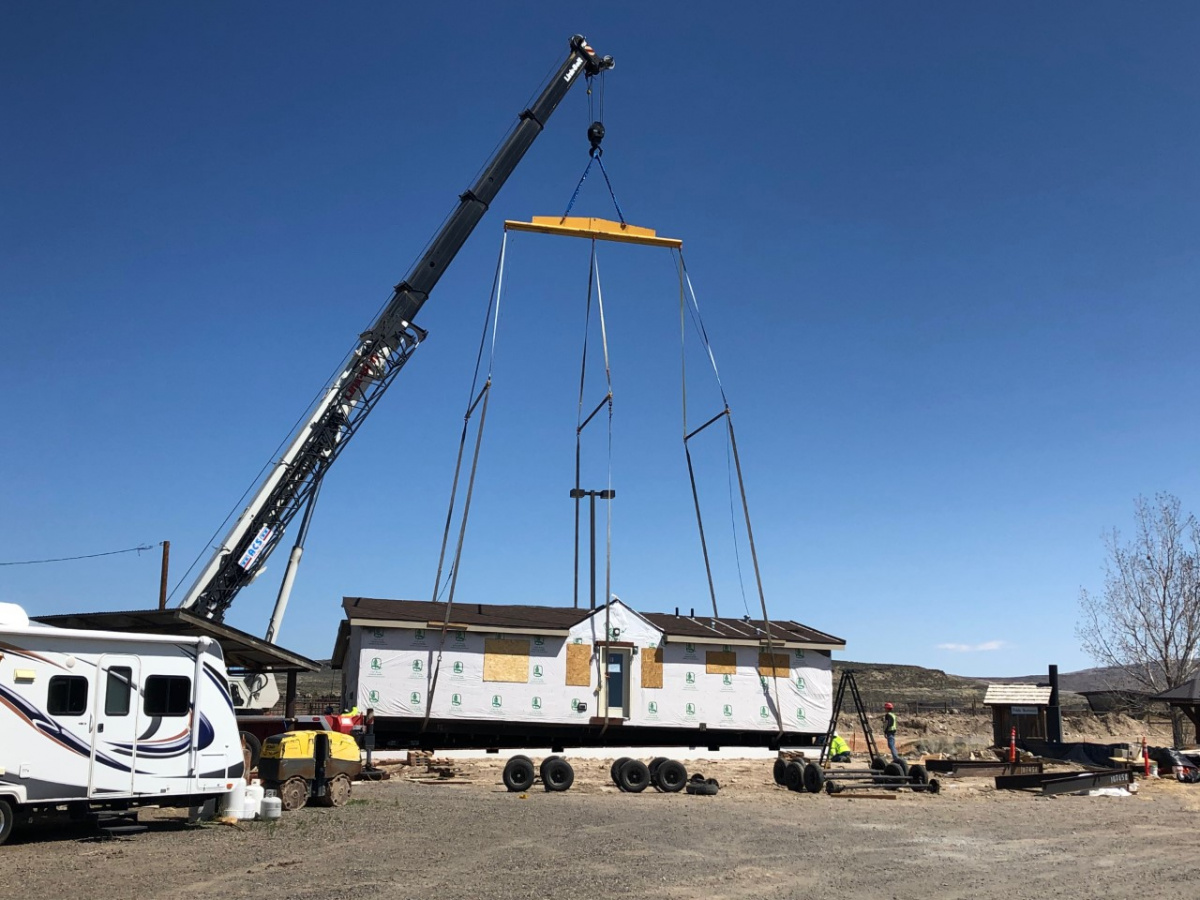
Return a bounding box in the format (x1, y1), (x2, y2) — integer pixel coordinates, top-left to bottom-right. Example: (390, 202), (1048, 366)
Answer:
(6, 758), (1200, 900)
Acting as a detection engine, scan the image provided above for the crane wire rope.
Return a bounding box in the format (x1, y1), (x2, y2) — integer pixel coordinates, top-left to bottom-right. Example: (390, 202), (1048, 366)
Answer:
(674, 248), (785, 737)
(422, 232), (508, 728)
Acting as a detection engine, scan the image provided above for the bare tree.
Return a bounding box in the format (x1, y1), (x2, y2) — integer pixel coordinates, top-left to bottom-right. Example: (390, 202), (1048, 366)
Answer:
(1077, 493), (1200, 747)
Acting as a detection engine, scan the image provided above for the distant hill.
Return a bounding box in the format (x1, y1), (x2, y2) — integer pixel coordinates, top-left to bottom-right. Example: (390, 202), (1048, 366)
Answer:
(977, 665), (1149, 694)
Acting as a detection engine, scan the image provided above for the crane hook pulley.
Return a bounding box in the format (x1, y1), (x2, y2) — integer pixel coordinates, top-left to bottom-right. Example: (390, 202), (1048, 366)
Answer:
(588, 120), (605, 157)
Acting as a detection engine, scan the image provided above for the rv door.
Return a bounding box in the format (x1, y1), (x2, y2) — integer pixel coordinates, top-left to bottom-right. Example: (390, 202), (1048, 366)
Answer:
(90, 655), (141, 797)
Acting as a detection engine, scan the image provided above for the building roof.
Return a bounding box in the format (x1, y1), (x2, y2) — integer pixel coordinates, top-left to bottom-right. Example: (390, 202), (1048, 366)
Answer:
(33, 608), (319, 672)
(340, 596), (845, 649)
(983, 684), (1052, 706)
(1152, 675), (1200, 703)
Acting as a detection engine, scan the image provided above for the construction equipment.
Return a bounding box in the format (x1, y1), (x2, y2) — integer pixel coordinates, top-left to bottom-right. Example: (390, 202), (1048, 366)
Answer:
(258, 730), (363, 811)
(820, 669), (885, 767)
(175, 36), (614, 709)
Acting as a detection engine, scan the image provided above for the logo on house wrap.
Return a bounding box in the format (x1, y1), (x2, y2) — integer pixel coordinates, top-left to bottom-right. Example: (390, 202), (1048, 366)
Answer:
(684, 671), (696, 689)
(795, 676), (806, 692)
(453, 630), (466, 643)
(409, 628), (427, 647)
(411, 659), (423, 676)
(573, 637), (583, 644)
(760, 705), (770, 719)
(531, 696), (542, 711)
(452, 661), (464, 677)
(534, 636), (545, 647)
(683, 642), (697, 660)
(491, 695), (503, 709)
(606, 624), (622, 640)
(532, 663), (544, 683)
(369, 657), (383, 675)
(722, 704), (733, 719)
(451, 692), (462, 707)
(647, 700), (659, 719)
(367, 627), (387, 646)
(721, 673), (734, 692)
(571, 698), (584, 713)
(795, 706), (806, 722)
(409, 691), (422, 707)
(794, 648), (805, 659)
(368, 689), (380, 705)
(684, 702), (696, 719)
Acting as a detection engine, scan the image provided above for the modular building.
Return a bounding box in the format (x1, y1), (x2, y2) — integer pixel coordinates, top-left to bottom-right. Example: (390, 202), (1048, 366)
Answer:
(333, 596), (845, 750)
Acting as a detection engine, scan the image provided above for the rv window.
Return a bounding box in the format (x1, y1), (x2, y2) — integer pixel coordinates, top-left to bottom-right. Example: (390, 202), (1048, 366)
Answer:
(144, 675), (191, 716)
(105, 667), (133, 716)
(47, 675), (88, 716)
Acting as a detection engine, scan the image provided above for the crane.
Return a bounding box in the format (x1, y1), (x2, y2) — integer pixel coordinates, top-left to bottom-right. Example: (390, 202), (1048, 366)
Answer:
(179, 35), (614, 648)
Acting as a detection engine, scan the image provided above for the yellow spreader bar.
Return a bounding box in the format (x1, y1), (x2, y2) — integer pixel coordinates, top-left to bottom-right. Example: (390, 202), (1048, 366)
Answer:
(504, 216), (682, 249)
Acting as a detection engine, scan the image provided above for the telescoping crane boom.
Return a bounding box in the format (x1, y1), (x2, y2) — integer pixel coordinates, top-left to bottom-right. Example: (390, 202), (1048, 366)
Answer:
(180, 35), (614, 632)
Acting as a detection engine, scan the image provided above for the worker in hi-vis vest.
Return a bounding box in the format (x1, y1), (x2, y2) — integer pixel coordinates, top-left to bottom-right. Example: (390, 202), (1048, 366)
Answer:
(828, 732), (851, 762)
(883, 702), (899, 759)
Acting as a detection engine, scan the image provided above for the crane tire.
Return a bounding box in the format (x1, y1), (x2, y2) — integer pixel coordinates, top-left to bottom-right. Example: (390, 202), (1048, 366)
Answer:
(542, 757), (575, 792)
(610, 757), (631, 788)
(503, 756), (536, 792)
(617, 759), (651, 793)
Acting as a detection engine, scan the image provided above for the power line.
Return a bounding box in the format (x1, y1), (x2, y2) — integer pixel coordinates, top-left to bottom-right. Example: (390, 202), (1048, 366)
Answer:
(0, 543), (158, 567)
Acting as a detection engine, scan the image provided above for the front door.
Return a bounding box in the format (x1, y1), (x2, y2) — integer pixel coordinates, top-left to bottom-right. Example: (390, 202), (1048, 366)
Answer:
(90, 655), (141, 798)
(601, 649), (630, 718)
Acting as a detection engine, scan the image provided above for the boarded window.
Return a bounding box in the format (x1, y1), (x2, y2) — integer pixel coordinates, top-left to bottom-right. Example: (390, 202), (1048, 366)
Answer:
(757, 652), (790, 678)
(483, 638), (530, 683)
(641, 645), (664, 688)
(706, 650), (737, 675)
(566, 643), (592, 686)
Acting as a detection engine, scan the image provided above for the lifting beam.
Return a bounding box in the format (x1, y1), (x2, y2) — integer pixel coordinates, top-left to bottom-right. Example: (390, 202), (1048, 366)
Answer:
(504, 216), (682, 249)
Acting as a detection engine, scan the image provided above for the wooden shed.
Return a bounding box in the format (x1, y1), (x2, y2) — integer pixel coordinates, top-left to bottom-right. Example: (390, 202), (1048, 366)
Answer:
(984, 684), (1052, 747)
(1152, 676), (1200, 744)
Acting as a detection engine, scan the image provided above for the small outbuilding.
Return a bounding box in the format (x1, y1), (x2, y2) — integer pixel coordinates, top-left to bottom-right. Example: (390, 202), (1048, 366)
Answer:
(1152, 676), (1200, 744)
(984, 683), (1052, 747)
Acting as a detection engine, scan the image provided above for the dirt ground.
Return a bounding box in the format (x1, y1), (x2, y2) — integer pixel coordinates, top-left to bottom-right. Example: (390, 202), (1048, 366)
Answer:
(6, 754), (1200, 900)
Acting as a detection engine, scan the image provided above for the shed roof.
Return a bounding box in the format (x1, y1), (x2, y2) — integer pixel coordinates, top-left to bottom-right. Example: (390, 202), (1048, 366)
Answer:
(1152, 675), (1200, 703)
(33, 608), (319, 672)
(983, 684), (1052, 706)
(340, 597), (844, 649)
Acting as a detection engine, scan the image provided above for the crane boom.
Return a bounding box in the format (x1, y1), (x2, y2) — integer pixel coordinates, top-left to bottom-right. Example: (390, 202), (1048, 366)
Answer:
(181, 35), (614, 622)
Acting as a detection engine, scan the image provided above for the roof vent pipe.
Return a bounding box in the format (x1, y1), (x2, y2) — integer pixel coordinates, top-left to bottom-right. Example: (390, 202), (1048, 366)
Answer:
(674, 606), (679, 616)
(690, 608), (695, 617)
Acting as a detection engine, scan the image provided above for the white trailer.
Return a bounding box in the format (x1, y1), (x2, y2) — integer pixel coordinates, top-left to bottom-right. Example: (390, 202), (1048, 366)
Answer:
(0, 603), (245, 844)
(335, 597), (845, 751)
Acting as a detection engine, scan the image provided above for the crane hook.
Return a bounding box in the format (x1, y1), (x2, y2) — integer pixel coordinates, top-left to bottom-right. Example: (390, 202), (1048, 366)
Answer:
(588, 120), (605, 158)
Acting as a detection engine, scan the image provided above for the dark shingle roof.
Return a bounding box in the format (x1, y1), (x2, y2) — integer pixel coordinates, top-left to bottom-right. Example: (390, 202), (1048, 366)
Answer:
(341, 597), (844, 648)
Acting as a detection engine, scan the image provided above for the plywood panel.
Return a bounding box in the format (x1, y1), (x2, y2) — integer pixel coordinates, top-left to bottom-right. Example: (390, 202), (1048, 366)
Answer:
(706, 650), (737, 675)
(757, 652), (789, 678)
(641, 645), (664, 688)
(566, 643), (592, 686)
(483, 638), (530, 683)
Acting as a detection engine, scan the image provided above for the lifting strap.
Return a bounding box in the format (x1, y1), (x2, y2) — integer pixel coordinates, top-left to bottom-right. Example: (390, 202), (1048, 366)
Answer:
(422, 233), (509, 729)
(675, 249), (785, 738)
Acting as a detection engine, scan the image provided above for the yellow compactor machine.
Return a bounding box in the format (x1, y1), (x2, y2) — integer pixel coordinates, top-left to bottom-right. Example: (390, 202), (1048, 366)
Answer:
(259, 731), (362, 811)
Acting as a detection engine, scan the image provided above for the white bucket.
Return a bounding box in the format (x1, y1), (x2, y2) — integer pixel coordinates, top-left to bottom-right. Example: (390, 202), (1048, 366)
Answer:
(244, 782), (265, 820)
(219, 778), (248, 819)
(260, 792), (283, 821)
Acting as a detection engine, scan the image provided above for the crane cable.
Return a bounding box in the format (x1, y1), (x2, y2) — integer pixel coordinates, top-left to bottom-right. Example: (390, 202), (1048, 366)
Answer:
(561, 71), (625, 225)
(675, 248), (786, 738)
(422, 232), (508, 729)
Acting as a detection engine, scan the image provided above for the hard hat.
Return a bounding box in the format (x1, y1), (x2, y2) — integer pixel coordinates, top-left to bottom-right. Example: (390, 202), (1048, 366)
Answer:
(884, 702), (894, 710)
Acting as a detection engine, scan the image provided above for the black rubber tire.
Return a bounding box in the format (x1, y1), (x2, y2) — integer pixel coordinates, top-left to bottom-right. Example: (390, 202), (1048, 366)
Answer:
(927, 778), (941, 795)
(908, 764), (928, 786)
(893, 758), (910, 777)
(685, 780), (719, 796)
(783, 761), (805, 792)
(539, 755), (562, 782)
(880, 761), (905, 788)
(542, 757), (575, 792)
(772, 758), (787, 786)
(503, 756), (536, 792)
(654, 760), (688, 793)
(803, 762), (826, 794)
(870, 755), (887, 772)
(239, 731), (262, 771)
(618, 758), (652, 793)
(511, 754), (533, 764)
(0, 798), (13, 846)
(611, 757), (632, 787)
(648, 757), (669, 779)
(825, 780), (843, 795)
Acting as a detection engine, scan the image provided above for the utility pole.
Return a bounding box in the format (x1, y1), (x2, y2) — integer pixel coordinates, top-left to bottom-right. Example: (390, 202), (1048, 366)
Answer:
(158, 540), (170, 610)
(569, 488), (615, 609)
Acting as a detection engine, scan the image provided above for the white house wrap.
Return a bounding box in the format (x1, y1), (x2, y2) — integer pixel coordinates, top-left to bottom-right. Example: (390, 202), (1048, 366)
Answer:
(335, 597), (844, 749)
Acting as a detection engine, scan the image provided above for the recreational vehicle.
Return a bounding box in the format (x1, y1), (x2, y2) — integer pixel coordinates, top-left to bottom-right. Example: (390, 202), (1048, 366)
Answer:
(0, 602), (244, 844)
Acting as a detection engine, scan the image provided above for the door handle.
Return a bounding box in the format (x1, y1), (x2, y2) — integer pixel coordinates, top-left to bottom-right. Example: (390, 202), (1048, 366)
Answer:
(97, 723), (105, 733)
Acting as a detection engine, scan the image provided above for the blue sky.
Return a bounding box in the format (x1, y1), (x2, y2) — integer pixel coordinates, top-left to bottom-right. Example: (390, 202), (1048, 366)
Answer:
(3, 3), (1199, 677)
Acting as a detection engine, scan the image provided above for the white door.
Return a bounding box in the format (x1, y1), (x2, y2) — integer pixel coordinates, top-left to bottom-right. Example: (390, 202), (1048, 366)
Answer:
(90, 655), (141, 797)
(600, 649), (630, 718)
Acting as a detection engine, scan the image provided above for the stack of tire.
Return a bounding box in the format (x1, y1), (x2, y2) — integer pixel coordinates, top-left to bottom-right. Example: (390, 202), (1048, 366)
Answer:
(503, 755), (575, 792)
(609, 757), (689, 793)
